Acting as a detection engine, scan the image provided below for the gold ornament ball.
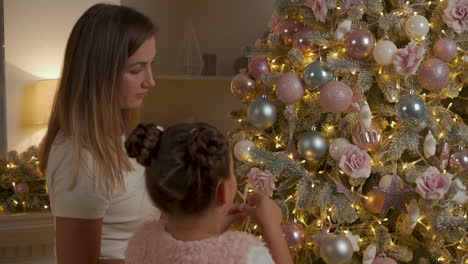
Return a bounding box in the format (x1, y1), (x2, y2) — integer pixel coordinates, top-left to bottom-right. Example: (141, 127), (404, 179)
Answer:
(364, 190), (386, 214)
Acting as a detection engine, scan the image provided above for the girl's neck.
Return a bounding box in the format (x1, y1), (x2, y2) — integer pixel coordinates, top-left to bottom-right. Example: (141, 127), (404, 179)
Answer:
(164, 209), (226, 242)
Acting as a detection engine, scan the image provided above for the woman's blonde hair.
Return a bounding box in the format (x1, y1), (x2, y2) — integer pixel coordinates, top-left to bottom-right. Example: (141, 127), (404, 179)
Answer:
(39, 4), (156, 192)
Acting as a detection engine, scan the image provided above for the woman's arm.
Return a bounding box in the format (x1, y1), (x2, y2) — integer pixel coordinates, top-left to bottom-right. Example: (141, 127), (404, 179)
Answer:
(56, 217), (104, 264)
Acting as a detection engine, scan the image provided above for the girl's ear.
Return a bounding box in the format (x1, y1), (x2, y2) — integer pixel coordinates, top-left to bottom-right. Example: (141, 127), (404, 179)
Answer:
(215, 179), (229, 206)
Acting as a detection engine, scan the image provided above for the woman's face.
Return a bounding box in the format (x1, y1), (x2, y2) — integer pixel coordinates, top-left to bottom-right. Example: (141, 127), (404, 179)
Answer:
(119, 36), (157, 109)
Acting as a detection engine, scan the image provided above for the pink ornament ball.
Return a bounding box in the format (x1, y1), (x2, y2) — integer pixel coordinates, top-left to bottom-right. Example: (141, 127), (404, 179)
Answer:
(15, 182), (30, 196)
(275, 72), (305, 104)
(433, 38), (457, 62)
(345, 29), (376, 59)
(372, 257), (398, 264)
(319, 81), (353, 113)
(417, 58), (450, 91)
(248, 57), (270, 80)
(275, 19), (302, 45)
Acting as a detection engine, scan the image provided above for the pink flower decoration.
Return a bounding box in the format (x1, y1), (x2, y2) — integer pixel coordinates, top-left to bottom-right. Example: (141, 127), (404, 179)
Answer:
(305, 0), (328, 23)
(247, 168), (278, 197)
(339, 145), (372, 179)
(393, 42), (426, 75)
(443, 0), (468, 34)
(416, 166), (453, 200)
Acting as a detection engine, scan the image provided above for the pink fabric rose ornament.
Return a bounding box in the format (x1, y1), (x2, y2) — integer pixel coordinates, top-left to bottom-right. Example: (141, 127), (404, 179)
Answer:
(416, 166), (453, 200)
(305, 0), (327, 23)
(247, 168), (278, 197)
(393, 42), (426, 75)
(443, 0), (468, 34)
(339, 145), (372, 179)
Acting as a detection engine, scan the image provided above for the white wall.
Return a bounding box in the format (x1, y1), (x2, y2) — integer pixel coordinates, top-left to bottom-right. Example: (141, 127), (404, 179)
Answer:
(122, 0), (276, 76)
(5, 0), (120, 152)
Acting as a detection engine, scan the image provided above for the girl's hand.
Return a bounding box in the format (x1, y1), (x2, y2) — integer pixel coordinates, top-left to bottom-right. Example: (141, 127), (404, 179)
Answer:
(240, 192), (283, 230)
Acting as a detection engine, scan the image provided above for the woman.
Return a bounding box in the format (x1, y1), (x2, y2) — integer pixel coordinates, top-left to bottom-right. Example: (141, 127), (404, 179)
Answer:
(39, 4), (159, 264)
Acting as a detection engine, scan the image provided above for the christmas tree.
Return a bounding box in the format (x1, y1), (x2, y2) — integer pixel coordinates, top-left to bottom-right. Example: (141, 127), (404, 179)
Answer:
(0, 146), (49, 213)
(229, 0), (467, 263)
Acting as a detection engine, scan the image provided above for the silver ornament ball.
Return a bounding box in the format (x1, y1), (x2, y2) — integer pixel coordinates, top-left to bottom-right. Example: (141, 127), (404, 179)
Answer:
(396, 94), (427, 126)
(248, 97), (277, 129)
(319, 234), (354, 264)
(303, 60), (334, 91)
(297, 131), (328, 160)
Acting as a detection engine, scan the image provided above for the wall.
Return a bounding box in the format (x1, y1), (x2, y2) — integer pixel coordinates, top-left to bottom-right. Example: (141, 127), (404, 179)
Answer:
(4, 0), (120, 152)
(142, 77), (240, 135)
(122, 0), (276, 76)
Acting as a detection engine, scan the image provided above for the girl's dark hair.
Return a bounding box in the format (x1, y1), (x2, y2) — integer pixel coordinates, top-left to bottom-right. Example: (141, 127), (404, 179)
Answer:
(125, 123), (230, 215)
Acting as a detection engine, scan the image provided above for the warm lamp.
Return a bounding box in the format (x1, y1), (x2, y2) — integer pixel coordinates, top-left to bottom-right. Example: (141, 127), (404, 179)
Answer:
(23, 79), (58, 125)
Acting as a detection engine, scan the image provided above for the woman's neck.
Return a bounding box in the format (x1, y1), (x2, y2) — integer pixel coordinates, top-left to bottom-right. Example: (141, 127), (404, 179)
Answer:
(164, 209), (226, 241)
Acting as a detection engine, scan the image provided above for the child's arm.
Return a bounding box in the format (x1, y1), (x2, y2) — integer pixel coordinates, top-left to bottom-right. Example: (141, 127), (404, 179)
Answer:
(241, 192), (293, 264)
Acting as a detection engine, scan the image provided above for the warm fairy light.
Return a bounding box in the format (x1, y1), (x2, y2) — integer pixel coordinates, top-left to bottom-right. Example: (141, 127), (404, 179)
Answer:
(351, 71), (356, 75)
(13, 200), (18, 205)
(44, 205), (48, 209)
(428, 1), (432, 5)
(402, 163), (409, 169)
(12, 182), (16, 188)
(438, 257), (446, 262)
(271, 59), (276, 63)
(332, 52), (339, 58)
(319, 170), (325, 174)
(238, 119), (242, 123)
(293, 209), (297, 214)
(363, 196), (369, 200)
(388, 135), (393, 139)
(413, 12), (418, 15)
(380, 12), (384, 16)
(300, 160), (306, 164)
(253, 225), (258, 230)
(311, 183), (315, 188)
(436, 118), (441, 122)
(328, 207), (333, 212)
(339, 170), (344, 175)
(337, 6), (341, 10)
(288, 153), (294, 159)
(438, 131), (445, 139)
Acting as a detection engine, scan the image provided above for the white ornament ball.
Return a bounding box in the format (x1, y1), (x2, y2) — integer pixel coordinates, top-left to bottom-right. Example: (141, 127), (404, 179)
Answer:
(373, 40), (397, 65)
(329, 138), (351, 160)
(379, 175), (404, 189)
(405, 15), (430, 39)
(234, 140), (255, 162)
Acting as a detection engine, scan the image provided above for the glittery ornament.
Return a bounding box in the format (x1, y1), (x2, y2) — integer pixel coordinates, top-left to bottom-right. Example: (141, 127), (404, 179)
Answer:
(319, 81), (353, 113)
(417, 58), (450, 91)
(449, 149), (468, 174)
(248, 57), (270, 80)
(247, 97), (277, 129)
(345, 29), (376, 59)
(281, 222), (306, 251)
(373, 175), (413, 213)
(433, 38), (458, 62)
(275, 72), (305, 104)
(319, 234), (354, 264)
(230, 73), (257, 101)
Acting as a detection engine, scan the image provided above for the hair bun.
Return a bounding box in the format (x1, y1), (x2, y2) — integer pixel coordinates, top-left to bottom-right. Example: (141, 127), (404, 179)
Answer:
(125, 123), (163, 166)
(187, 124), (228, 169)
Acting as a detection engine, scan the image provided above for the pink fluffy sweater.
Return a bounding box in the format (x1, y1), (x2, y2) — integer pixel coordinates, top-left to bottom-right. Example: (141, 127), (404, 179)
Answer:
(126, 220), (265, 264)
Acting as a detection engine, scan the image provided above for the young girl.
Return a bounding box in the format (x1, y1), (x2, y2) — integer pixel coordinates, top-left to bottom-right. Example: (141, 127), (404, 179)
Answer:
(125, 122), (293, 264)
(40, 4), (159, 264)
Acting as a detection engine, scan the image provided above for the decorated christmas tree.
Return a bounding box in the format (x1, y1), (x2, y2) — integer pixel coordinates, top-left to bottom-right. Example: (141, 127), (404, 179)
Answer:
(0, 146), (49, 213)
(229, 0), (467, 263)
